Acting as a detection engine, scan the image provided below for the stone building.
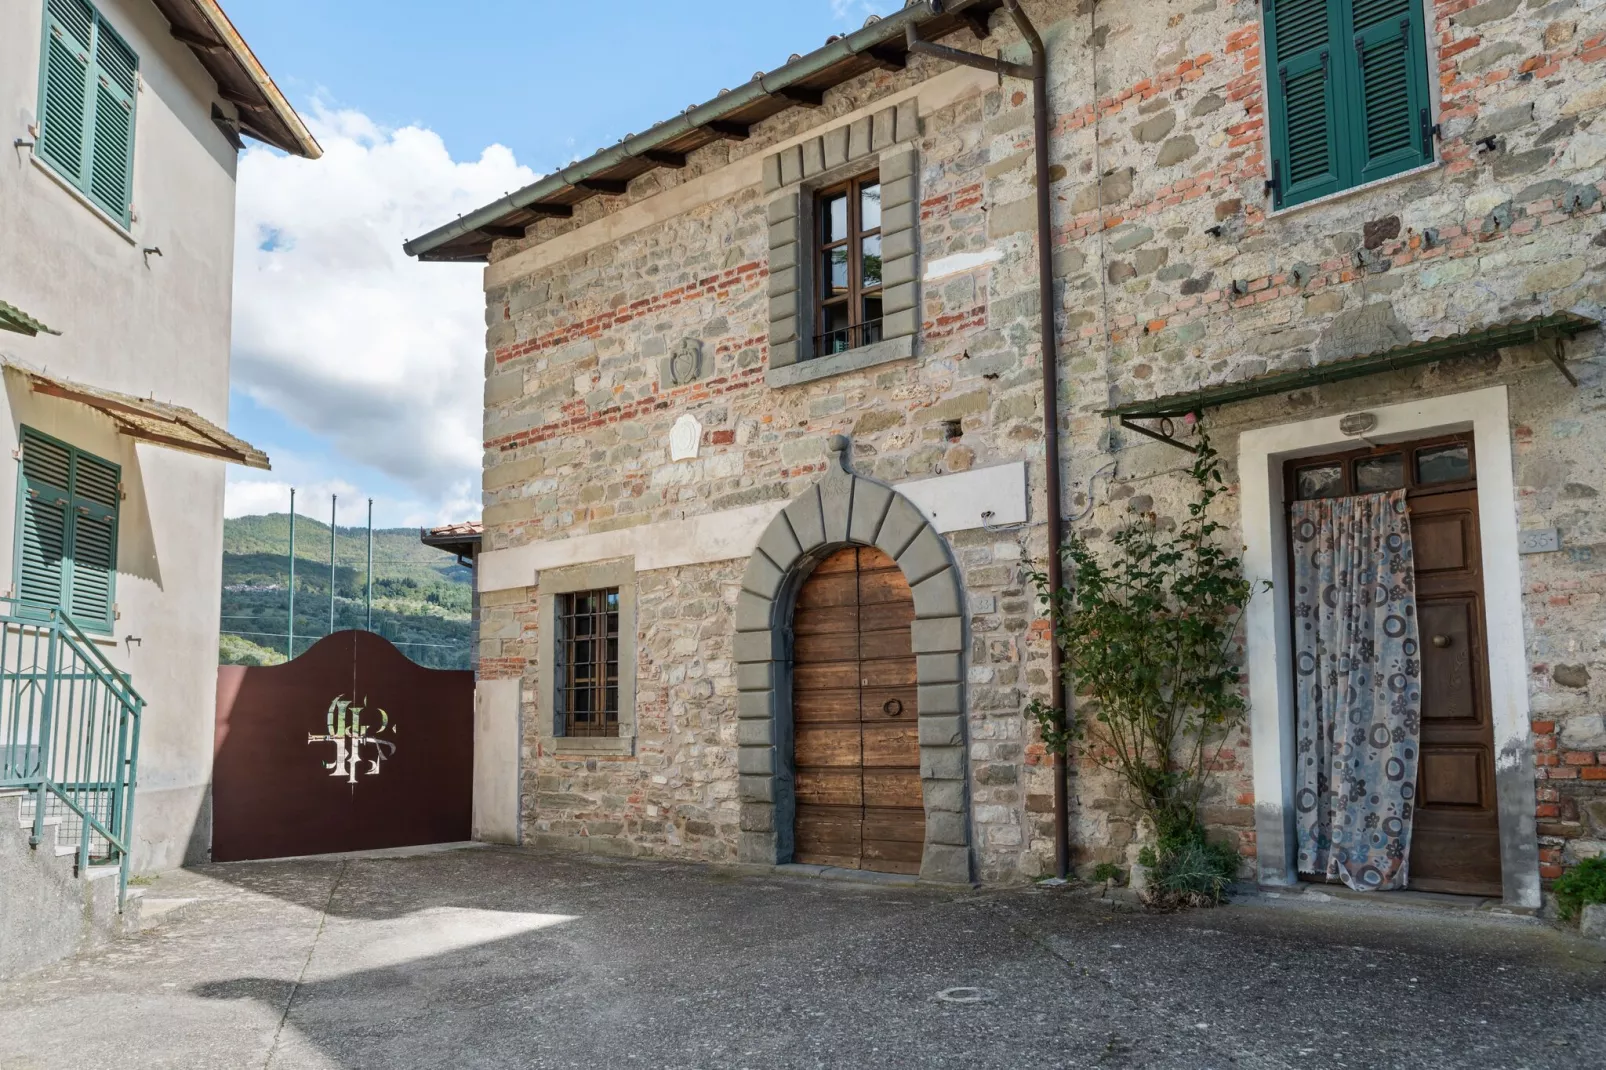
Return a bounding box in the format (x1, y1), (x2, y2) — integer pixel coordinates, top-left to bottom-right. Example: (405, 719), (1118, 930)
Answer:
(406, 0), (1606, 905)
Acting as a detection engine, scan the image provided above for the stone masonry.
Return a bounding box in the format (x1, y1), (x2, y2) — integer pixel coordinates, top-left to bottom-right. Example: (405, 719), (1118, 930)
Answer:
(474, 0), (1606, 893)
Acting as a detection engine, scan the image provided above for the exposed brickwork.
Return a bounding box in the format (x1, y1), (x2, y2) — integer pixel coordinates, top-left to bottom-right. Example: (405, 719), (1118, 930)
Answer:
(473, 0), (1606, 891)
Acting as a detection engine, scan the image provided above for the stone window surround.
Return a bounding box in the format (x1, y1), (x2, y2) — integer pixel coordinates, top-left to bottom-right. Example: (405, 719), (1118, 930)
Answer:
(1238, 385), (1540, 908)
(732, 435), (972, 885)
(1254, 0), (1445, 215)
(534, 557), (638, 756)
(765, 101), (921, 389)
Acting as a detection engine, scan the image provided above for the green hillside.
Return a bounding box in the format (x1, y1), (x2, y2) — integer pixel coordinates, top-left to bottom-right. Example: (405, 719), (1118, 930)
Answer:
(219, 513), (473, 670)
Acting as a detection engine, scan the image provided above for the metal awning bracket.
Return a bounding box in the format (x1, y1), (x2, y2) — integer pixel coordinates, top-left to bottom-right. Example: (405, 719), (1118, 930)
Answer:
(1118, 413), (1202, 454)
(1543, 330), (1579, 388)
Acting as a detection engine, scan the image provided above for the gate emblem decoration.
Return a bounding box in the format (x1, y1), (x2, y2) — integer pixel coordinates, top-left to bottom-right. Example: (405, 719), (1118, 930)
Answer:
(307, 695), (397, 786)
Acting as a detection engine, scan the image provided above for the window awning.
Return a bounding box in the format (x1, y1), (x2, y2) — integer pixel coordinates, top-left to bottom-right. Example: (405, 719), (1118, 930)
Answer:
(1105, 312), (1599, 450)
(3, 363), (270, 470)
(0, 301), (59, 337)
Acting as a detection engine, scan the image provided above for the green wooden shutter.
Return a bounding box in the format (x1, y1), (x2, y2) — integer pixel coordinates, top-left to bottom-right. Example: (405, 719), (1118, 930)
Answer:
(37, 0), (95, 185)
(16, 431), (73, 615)
(86, 17), (137, 224)
(14, 430), (119, 633)
(1346, 0), (1433, 186)
(66, 450), (120, 633)
(1264, 0), (1346, 209)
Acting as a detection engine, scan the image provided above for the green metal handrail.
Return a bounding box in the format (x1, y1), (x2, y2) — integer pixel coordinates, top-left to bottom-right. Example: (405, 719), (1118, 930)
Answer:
(0, 597), (144, 909)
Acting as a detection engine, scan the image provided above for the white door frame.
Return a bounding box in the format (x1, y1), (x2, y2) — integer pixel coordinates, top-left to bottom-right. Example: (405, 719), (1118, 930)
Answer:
(1238, 385), (1540, 907)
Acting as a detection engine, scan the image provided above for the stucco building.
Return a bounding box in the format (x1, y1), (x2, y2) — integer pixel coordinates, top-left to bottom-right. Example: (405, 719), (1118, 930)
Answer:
(1, 0), (315, 910)
(408, 0), (1606, 906)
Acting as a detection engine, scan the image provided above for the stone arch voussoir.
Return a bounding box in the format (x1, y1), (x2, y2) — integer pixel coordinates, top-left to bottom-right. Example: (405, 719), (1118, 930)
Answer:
(732, 435), (970, 884)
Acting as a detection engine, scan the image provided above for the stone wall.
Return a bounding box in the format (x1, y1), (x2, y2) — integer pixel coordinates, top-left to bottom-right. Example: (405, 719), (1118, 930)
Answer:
(477, 0), (1606, 887)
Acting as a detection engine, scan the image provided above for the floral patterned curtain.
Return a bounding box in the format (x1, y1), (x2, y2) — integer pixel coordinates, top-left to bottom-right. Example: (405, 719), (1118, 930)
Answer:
(1291, 489), (1423, 891)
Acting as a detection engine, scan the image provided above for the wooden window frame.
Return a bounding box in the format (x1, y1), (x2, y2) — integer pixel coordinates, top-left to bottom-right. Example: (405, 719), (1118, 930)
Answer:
(1283, 431), (1476, 505)
(554, 587), (620, 738)
(813, 171), (883, 356)
(535, 557), (636, 755)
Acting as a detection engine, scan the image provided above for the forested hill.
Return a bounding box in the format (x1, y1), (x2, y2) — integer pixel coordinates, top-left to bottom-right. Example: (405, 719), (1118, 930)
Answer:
(218, 513), (473, 670)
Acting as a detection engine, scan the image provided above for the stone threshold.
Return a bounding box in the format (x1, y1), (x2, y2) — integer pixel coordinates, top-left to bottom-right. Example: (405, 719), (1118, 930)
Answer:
(1244, 880), (1540, 921)
(773, 862), (977, 891)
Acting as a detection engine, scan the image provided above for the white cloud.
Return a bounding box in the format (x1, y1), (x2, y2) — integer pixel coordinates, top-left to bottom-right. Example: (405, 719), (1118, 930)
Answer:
(224, 446), (478, 530)
(231, 104), (538, 522)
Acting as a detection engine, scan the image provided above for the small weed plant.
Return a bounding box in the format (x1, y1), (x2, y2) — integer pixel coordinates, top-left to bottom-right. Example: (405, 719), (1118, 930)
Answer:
(1029, 434), (1262, 908)
(1553, 856), (1606, 922)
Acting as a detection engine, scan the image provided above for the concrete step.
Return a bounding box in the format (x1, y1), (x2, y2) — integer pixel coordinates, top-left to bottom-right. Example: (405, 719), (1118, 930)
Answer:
(131, 896), (199, 932)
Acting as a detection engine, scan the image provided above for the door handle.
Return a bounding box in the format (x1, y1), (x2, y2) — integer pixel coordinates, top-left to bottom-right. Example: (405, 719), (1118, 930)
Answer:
(1432, 634), (1452, 648)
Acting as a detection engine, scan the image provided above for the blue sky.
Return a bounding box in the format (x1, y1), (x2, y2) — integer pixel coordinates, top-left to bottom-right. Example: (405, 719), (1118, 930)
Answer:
(221, 1), (902, 526)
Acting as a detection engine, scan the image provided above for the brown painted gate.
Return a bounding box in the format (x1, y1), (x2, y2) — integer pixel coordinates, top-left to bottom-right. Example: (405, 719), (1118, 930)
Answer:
(212, 631), (474, 862)
(792, 547), (924, 873)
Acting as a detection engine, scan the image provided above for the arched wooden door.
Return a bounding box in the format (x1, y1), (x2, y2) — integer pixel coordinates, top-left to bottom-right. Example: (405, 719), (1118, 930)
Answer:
(791, 547), (924, 873)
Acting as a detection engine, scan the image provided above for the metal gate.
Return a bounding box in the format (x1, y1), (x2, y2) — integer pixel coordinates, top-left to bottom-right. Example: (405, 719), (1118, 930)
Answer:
(212, 630), (473, 862)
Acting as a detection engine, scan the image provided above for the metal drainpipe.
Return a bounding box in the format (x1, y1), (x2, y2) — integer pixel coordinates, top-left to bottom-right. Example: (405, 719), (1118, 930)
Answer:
(911, 0), (1070, 880)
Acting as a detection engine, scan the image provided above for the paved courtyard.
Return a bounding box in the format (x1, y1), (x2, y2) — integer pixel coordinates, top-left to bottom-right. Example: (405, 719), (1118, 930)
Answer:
(0, 845), (1601, 1070)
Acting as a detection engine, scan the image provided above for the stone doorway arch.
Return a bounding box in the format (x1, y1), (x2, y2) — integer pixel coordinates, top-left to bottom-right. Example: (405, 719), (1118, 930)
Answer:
(733, 436), (970, 884)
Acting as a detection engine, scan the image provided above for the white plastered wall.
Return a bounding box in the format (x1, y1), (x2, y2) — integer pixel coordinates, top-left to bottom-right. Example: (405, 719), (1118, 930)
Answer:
(1239, 385), (1541, 907)
(0, 0), (243, 871)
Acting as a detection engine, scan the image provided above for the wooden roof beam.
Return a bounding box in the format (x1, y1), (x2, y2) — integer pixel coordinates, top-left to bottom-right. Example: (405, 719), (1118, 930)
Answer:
(705, 120), (751, 141)
(643, 149), (688, 168)
(171, 26), (228, 53)
(774, 86), (824, 108)
(866, 46), (907, 71)
(578, 178), (629, 195)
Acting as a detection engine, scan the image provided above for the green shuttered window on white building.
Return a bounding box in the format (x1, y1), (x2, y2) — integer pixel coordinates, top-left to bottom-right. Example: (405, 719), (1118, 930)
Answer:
(15, 429), (120, 635)
(1263, 0), (1434, 210)
(36, 0), (138, 227)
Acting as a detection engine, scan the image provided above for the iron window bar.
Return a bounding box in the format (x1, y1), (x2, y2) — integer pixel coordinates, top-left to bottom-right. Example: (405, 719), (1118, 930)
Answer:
(814, 318), (885, 356)
(556, 588), (620, 738)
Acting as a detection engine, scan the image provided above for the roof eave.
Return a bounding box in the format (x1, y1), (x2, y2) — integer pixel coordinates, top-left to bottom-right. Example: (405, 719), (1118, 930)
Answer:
(403, 0), (1002, 262)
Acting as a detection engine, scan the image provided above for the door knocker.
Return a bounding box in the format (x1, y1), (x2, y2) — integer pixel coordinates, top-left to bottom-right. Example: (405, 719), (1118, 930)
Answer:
(883, 699), (904, 717)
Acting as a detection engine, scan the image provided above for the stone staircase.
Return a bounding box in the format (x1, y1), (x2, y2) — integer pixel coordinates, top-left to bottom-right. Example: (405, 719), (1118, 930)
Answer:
(0, 789), (140, 980)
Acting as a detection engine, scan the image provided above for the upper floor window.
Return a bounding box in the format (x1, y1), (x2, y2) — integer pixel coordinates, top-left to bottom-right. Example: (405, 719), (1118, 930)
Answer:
(36, 0), (139, 227)
(14, 427), (120, 635)
(815, 173), (883, 356)
(1263, 0), (1433, 210)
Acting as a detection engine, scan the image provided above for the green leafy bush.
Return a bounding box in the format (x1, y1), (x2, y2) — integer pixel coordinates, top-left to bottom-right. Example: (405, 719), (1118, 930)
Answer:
(1091, 862), (1123, 885)
(1027, 434), (1263, 908)
(1553, 856), (1606, 921)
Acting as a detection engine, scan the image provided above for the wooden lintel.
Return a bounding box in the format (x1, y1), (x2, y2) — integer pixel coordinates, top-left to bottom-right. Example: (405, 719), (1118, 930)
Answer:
(706, 120), (751, 141)
(643, 150), (687, 169)
(775, 86), (825, 108)
(866, 46), (907, 71)
(171, 27), (228, 53)
(578, 178), (629, 195)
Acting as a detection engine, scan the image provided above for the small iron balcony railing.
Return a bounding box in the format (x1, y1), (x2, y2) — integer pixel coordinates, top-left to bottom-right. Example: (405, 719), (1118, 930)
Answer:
(814, 318), (884, 357)
(0, 598), (144, 908)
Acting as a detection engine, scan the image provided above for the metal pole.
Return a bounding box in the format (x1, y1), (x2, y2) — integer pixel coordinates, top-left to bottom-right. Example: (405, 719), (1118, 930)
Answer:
(329, 494), (338, 636)
(287, 489), (296, 659)
(365, 498), (374, 631)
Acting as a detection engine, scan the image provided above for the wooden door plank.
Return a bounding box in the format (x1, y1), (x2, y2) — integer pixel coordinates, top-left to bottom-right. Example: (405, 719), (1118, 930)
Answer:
(796, 768), (863, 807)
(794, 688), (861, 723)
(796, 571), (857, 608)
(794, 661), (862, 691)
(862, 722), (920, 766)
(863, 768), (923, 808)
(795, 605), (858, 636)
(862, 685), (917, 723)
(795, 724), (862, 767)
(794, 631), (858, 662)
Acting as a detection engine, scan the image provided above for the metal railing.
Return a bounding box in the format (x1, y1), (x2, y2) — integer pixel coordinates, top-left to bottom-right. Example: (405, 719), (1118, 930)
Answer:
(0, 598), (144, 908)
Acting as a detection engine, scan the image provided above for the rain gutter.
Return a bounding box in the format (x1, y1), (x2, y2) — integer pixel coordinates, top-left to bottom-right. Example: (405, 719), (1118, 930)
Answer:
(402, 1), (968, 259)
(908, 0), (1072, 880)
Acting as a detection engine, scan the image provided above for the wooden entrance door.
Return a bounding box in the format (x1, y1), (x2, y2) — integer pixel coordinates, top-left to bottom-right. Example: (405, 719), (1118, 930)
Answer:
(791, 546), (924, 874)
(1286, 435), (1502, 895)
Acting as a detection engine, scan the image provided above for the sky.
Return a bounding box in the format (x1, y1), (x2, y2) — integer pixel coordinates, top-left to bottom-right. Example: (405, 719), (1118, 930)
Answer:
(221, 0), (904, 528)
